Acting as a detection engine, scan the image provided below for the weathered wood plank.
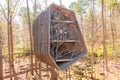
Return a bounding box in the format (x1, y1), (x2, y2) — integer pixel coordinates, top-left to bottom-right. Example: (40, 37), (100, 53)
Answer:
(51, 40), (79, 42)
(56, 59), (72, 62)
(51, 20), (73, 23)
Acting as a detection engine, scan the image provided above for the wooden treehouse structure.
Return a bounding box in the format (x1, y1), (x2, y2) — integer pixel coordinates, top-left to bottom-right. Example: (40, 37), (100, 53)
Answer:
(32, 4), (87, 70)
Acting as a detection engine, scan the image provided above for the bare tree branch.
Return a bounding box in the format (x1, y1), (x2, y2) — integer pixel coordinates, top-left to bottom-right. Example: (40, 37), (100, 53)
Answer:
(115, 0), (120, 13)
(0, 3), (8, 20)
(13, 0), (24, 19)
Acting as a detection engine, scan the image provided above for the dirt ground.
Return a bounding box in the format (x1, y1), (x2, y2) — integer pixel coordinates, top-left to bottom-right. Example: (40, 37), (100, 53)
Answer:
(2, 57), (120, 80)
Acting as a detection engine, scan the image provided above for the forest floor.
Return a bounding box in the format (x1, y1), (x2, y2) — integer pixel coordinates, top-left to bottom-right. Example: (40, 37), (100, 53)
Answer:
(2, 57), (120, 80)
(95, 61), (120, 80)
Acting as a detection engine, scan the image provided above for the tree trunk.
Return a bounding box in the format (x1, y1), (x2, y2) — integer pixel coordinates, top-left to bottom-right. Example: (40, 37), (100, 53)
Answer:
(45, 0), (48, 7)
(9, 16), (18, 80)
(60, 0), (62, 6)
(110, 5), (115, 52)
(34, 0), (37, 17)
(9, 15), (14, 68)
(91, 0), (95, 78)
(48, 67), (58, 80)
(7, 0), (12, 79)
(26, 0), (34, 75)
(115, 0), (120, 13)
(0, 43), (3, 80)
(102, 0), (108, 76)
(8, 1), (18, 79)
(33, 0), (38, 75)
(80, 14), (84, 33)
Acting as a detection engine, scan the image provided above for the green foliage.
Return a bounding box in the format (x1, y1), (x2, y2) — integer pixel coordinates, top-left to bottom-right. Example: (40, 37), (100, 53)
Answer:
(85, 11), (92, 21)
(14, 42), (24, 53)
(107, 44), (113, 55)
(69, 2), (81, 14)
(69, 0), (89, 15)
(19, 7), (28, 24)
(20, 7), (34, 24)
(117, 44), (120, 49)
(88, 44), (114, 57)
(0, 20), (7, 53)
(94, 46), (103, 57)
(98, 0), (120, 9)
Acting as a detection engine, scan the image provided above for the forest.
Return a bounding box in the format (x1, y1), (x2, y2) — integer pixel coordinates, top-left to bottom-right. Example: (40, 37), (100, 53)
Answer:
(0, 0), (120, 80)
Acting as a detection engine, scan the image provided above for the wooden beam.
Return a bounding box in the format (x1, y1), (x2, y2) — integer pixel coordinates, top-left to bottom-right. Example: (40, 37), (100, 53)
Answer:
(56, 59), (71, 62)
(51, 40), (79, 42)
(51, 20), (73, 23)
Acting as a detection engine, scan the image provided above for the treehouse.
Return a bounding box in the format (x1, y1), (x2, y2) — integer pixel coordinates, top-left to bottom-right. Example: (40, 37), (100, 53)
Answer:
(32, 4), (87, 70)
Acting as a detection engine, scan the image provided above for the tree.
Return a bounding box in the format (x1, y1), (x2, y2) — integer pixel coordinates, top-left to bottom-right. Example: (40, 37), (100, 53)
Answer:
(0, 21), (3, 80)
(90, 0), (95, 78)
(102, 0), (108, 79)
(0, 0), (23, 79)
(26, 0), (34, 75)
(60, 0), (62, 6)
(69, 0), (89, 33)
